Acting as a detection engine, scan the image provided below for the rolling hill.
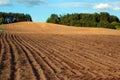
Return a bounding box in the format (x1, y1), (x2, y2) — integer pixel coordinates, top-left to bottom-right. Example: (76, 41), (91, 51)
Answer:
(0, 22), (120, 80)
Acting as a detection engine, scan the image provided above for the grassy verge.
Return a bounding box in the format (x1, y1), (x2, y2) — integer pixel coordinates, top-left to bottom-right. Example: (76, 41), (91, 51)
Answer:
(115, 26), (120, 30)
(0, 25), (3, 33)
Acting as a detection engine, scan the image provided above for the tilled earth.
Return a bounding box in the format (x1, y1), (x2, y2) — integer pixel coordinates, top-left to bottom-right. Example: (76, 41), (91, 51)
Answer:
(0, 22), (120, 80)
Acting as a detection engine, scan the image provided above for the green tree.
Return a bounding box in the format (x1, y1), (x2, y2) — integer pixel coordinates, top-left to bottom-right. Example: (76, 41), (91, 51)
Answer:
(109, 15), (119, 23)
(0, 17), (4, 24)
(47, 14), (60, 24)
(100, 12), (109, 22)
(0, 12), (32, 24)
(46, 12), (120, 29)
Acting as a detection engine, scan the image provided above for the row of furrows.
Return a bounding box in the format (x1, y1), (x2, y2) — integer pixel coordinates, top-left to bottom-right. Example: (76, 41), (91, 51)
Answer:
(1, 32), (63, 80)
(41, 35), (120, 76)
(61, 35), (120, 58)
(65, 35), (120, 58)
(17, 34), (106, 79)
(52, 35), (120, 76)
(0, 33), (13, 80)
(9, 33), (40, 80)
(13, 33), (61, 79)
(0, 32), (47, 80)
(1, 31), (120, 79)
(40, 36), (120, 78)
(22, 34), (120, 78)
(36, 35), (120, 68)
(5, 32), (17, 80)
(34, 34), (120, 60)
(14, 34), (90, 79)
(14, 33), (63, 80)
(56, 35), (120, 65)
(46, 36), (120, 68)
(43, 34), (120, 61)
(25, 35), (109, 78)
(26, 34), (120, 79)
(9, 33), (43, 80)
(23, 35), (107, 70)
(0, 33), (4, 64)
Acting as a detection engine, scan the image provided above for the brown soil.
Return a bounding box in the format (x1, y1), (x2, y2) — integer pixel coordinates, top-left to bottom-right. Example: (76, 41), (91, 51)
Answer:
(0, 22), (120, 80)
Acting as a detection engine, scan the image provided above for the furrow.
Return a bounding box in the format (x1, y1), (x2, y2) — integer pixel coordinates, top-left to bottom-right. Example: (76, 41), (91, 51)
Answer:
(9, 34), (38, 80)
(0, 33), (11, 80)
(51, 35), (120, 61)
(40, 36), (120, 77)
(15, 34), (60, 80)
(5, 33), (16, 80)
(12, 35), (40, 80)
(19, 34), (97, 79)
(24, 34), (120, 77)
(51, 36), (120, 70)
(38, 35), (120, 68)
(0, 33), (4, 63)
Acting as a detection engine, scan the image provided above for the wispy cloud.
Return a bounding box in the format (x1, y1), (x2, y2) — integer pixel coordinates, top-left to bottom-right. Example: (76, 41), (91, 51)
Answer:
(112, 2), (120, 10)
(56, 1), (120, 11)
(58, 2), (92, 8)
(16, 0), (46, 7)
(0, 0), (11, 6)
(93, 3), (110, 9)
(113, 7), (120, 10)
(93, 2), (120, 11)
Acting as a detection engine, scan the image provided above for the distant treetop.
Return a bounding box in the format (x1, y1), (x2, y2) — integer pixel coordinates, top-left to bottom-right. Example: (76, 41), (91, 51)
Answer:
(46, 12), (120, 29)
(0, 12), (32, 24)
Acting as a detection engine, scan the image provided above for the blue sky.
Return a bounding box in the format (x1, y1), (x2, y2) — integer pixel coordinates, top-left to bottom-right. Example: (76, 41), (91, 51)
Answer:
(0, 0), (120, 22)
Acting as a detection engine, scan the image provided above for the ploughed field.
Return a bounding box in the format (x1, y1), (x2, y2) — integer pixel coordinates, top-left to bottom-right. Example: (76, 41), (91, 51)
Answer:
(0, 22), (120, 80)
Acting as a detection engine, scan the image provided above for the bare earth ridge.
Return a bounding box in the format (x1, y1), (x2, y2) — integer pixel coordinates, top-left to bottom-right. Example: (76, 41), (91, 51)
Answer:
(0, 22), (120, 80)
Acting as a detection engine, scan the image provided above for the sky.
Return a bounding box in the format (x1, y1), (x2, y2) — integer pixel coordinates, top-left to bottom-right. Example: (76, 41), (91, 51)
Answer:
(0, 0), (120, 22)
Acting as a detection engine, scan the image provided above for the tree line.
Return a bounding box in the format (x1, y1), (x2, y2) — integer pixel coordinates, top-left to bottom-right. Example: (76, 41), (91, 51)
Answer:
(0, 12), (32, 24)
(46, 12), (120, 29)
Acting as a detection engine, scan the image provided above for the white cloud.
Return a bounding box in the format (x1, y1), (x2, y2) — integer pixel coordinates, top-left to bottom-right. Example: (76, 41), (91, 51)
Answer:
(0, 0), (10, 6)
(93, 2), (120, 11)
(112, 2), (120, 11)
(113, 7), (120, 10)
(16, 0), (45, 6)
(58, 1), (120, 11)
(58, 2), (91, 8)
(93, 3), (110, 9)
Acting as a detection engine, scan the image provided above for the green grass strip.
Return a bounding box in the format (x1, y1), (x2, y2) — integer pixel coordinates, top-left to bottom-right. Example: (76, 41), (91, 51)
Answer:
(0, 25), (3, 33)
(115, 26), (120, 30)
